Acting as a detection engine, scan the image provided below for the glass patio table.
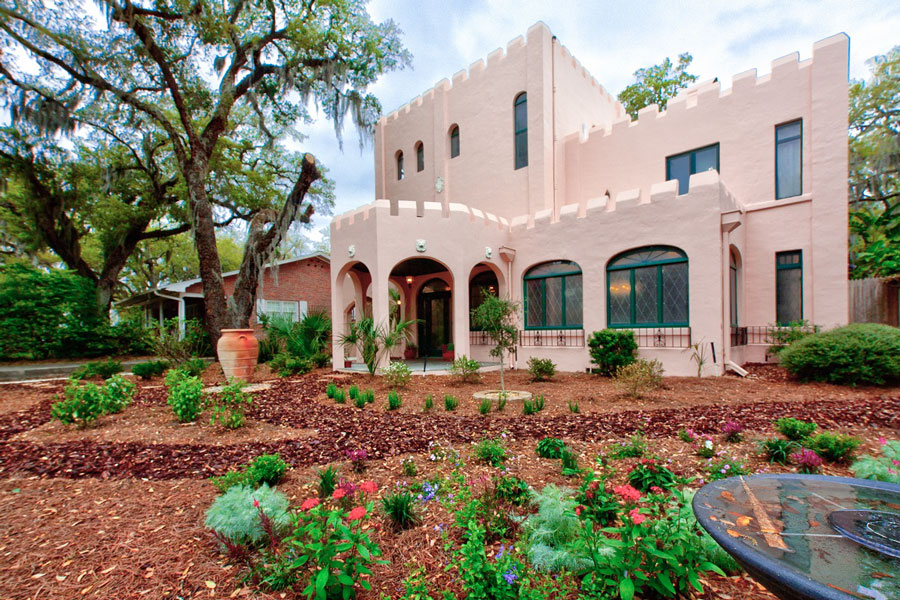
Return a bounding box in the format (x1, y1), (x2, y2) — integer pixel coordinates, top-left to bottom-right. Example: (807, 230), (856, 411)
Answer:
(693, 474), (900, 600)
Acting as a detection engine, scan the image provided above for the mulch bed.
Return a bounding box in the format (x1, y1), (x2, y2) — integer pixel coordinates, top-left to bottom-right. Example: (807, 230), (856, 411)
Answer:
(0, 367), (898, 599)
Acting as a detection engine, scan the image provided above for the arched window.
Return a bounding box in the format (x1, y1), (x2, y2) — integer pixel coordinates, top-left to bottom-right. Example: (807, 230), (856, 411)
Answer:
(396, 151), (404, 180)
(607, 247), (688, 327)
(524, 261), (582, 329)
(469, 270), (498, 329)
(729, 250), (739, 327)
(514, 93), (527, 169)
(449, 125), (460, 158)
(415, 141), (424, 172)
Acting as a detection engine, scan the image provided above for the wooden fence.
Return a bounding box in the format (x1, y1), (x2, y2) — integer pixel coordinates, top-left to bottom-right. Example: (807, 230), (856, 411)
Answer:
(849, 277), (899, 326)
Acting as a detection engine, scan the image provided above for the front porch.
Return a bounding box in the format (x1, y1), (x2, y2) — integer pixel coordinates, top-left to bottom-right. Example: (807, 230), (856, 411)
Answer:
(338, 358), (501, 375)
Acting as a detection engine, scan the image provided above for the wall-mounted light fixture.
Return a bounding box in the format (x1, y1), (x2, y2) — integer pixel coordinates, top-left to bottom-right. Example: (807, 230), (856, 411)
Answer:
(406, 276), (413, 288)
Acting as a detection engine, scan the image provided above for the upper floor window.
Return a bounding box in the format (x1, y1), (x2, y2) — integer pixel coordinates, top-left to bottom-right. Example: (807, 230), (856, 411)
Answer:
(514, 93), (528, 169)
(776, 250), (802, 325)
(396, 151), (404, 180)
(776, 120), (802, 199)
(415, 141), (425, 172)
(666, 143), (719, 195)
(607, 246), (688, 327)
(524, 260), (582, 329)
(449, 125), (460, 158)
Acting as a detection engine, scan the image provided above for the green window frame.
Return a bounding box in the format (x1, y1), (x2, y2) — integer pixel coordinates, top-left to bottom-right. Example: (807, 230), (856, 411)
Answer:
(523, 261), (582, 330)
(775, 250), (803, 325)
(514, 93), (528, 169)
(729, 251), (739, 327)
(606, 246), (689, 328)
(415, 141), (424, 172)
(665, 143), (720, 195)
(450, 126), (460, 158)
(775, 119), (802, 199)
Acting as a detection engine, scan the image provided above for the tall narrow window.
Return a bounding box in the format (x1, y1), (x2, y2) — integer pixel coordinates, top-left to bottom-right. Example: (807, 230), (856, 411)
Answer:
(607, 246), (689, 327)
(776, 251), (802, 325)
(415, 141), (424, 172)
(523, 261), (582, 329)
(396, 151), (404, 180)
(514, 93), (528, 169)
(449, 125), (460, 158)
(729, 251), (739, 327)
(666, 144), (719, 194)
(776, 120), (802, 199)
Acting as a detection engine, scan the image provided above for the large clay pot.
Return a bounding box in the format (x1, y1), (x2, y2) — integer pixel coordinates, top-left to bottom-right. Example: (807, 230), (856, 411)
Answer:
(218, 329), (259, 381)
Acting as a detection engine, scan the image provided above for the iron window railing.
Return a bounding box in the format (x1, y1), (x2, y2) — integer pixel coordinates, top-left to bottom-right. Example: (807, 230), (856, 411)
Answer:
(621, 327), (692, 348)
(470, 330), (492, 346)
(733, 325), (816, 346)
(518, 329), (585, 347)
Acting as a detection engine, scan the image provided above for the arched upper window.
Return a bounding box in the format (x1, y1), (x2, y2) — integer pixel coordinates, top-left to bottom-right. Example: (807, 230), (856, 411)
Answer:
(415, 141), (424, 172)
(514, 93), (528, 169)
(729, 250), (739, 327)
(524, 260), (582, 329)
(469, 270), (498, 329)
(449, 125), (460, 158)
(607, 246), (688, 327)
(396, 151), (404, 180)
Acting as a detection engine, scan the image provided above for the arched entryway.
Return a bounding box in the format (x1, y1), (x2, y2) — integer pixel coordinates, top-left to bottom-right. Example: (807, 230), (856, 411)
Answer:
(389, 257), (453, 359)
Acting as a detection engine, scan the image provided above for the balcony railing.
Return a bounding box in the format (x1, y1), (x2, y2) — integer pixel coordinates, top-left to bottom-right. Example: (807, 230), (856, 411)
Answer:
(621, 327), (692, 348)
(518, 329), (585, 347)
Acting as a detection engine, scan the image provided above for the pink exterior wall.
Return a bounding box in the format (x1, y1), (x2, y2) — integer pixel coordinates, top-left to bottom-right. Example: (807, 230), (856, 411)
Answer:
(332, 25), (850, 377)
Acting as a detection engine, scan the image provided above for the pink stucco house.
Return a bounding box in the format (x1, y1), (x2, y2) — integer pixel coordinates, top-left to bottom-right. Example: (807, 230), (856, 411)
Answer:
(330, 23), (849, 376)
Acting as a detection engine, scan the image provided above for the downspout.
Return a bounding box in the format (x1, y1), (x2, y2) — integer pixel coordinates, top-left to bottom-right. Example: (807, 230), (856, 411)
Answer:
(551, 35), (557, 219)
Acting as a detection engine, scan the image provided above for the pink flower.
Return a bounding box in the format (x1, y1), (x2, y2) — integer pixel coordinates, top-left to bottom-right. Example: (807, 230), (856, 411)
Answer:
(880, 437), (888, 445)
(253, 498), (260, 508)
(613, 484), (642, 504)
(300, 498), (320, 511)
(650, 486), (663, 495)
(575, 505), (583, 516)
(629, 508), (646, 524)
(347, 506), (367, 521)
(332, 488), (347, 500)
(359, 481), (378, 494)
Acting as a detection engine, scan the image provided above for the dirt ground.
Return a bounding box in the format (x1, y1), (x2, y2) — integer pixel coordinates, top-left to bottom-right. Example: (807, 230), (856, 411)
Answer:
(0, 364), (897, 599)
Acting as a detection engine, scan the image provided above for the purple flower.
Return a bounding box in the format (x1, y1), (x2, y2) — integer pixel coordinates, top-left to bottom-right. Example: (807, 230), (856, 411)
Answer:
(496, 544), (505, 560)
(502, 565), (518, 584)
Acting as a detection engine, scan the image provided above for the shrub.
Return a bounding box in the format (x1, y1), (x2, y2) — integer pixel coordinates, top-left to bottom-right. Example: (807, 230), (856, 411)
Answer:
(495, 476), (531, 506)
(247, 454), (288, 487)
(401, 457), (417, 477)
(627, 458), (677, 492)
(210, 470), (249, 493)
(353, 392), (365, 409)
(537, 437), (567, 459)
(348, 385), (359, 400)
(71, 359), (123, 380)
(449, 355), (481, 383)
(474, 438), (507, 467)
(209, 379), (252, 429)
(523, 393), (545, 415)
(522, 485), (590, 573)
(806, 432), (862, 462)
(100, 374), (136, 414)
(758, 438), (800, 464)
(614, 358), (663, 398)
(260, 310), (332, 368)
(317, 465), (339, 498)
(325, 382), (338, 399)
(51, 380), (105, 428)
(382, 490), (420, 529)
(131, 360), (169, 380)
(148, 318), (212, 363)
(568, 400), (580, 413)
(382, 360), (412, 388)
(678, 428), (698, 443)
(576, 472), (619, 525)
(560, 447), (580, 476)
(362, 388), (375, 403)
(496, 393), (507, 412)
(177, 357), (208, 378)
(478, 398), (491, 415)
(722, 420), (744, 443)
(851, 441), (900, 483)
(269, 353), (313, 377)
(609, 433), (647, 459)
(387, 390), (402, 410)
(588, 329), (637, 376)
(165, 369), (204, 423)
(204, 484), (291, 546)
(706, 456), (750, 481)
(443, 394), (458, 411)
(775, 417), (818, 441)
(792, 448), (824, 474)
(768, 320), (818, 356)
(527, 357), (556, 382)
(779, 323), (900, 385)
(423, 394), (433, 411)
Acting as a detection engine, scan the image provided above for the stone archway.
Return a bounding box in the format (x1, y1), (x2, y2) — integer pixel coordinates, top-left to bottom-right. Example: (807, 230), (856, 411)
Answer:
(389, 257), (454, 360)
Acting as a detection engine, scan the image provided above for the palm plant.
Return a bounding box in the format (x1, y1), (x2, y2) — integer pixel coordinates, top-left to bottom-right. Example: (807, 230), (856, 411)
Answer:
(261, 310), (332, 367)
(338, 316), (416, 375)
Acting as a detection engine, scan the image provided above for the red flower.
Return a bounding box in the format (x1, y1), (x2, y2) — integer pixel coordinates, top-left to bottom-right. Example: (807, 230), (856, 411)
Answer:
(253, 498), (260, 508)
(300, 498), (320, 511)
(650, 486), (663, 495)
(613, 484), (642, 503)
(359, 481), (378, 494)
(332, 488), (347, 500)
(629, 508), (646, 525)
(575, 505), (584, 516)
(585, 489), (594, 500)
(347, 506), (367, 521)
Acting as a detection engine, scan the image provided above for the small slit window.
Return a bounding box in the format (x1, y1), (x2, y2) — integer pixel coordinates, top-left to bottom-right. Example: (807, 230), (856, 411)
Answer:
(415, 141), (424, 172)
(396, 151), (404, 180)
(776, 120), (802, 199)
(449, 126), (460, 158)
(514, 93), (528, 169)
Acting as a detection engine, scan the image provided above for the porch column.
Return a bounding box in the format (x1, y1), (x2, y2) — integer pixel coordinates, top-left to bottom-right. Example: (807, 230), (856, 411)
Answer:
(452, 267), (470, 361)
(370, 271), (390, 370)
(158, 301), (164, 328)
(178, 297), (186, 340)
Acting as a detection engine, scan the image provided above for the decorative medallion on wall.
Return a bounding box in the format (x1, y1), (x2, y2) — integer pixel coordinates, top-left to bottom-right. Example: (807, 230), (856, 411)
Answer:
(415, 239), (426, 253)
(485, 247), (493, 259)
(348, 245), (356, 258)
(435, 176), (444, 193)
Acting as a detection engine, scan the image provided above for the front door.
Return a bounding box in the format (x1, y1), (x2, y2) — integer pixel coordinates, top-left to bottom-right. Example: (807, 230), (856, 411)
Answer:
(418, 291), (451, 357)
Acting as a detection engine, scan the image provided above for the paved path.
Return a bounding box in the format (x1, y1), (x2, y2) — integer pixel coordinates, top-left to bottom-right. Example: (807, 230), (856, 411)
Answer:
(0, 359), (149, 383)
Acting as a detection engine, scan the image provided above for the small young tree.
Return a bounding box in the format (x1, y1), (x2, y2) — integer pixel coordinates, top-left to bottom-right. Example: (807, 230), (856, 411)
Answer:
(471, 291), (519, 395)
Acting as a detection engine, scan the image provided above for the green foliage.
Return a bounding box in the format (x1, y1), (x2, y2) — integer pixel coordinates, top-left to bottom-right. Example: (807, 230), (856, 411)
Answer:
(609, 433), (648, 459)
(523, 485), (591, 573)
(362, 388), (375, 403)
(443, 394), (459, 411)
(851, 441), (900, 483)
(99, 374), (136, 414)
(522, 394), (545, 415)
(449, 520), (529, 600)
(247, 454), (288, 487)
(627, 458), (677, 491)
(758, 438), (800, 464)
(401, 457), (417, 477)
(333, 388), (347, 404)
(617, 52), (699, 119)
(177, 357), (208, 378)
(131, 360), (169, 380)
(568, 400), (579, 413)
(495, 476), (531, 506)
(779, 324), (900, 385)
(576, 472), (619, 526)
(260, 311), (332, 368)
(317, 465), (339, 498)
(559, 447), (580, 476)
(382, 361), (412, 389)
(474, 438), (507, 467)
(148, 319), (212, 363)
(536, 437), (566, 459)
(355, 392), (367, 409)
(348, 385), (359, 400)
(164, 369), (204, 423)
(339, 317), (417, 376)
(706, 457), (750, 481)
(526, 357), (556, 382)
(209, 379), (252, 429)
(51, 380), (105, 428)
(268, 353), (313, 377)
(204, 484), (291, 546)
(767, 320), (818, 356)
(775, 417), (818, 441)
(209, 470), (250, 494)
(325, 382), (338, 399)
(71, 359), (123, 380)
(423, 394), (433, 411)
(614, 358), (664, 398)
(588, 329), (637, 376)
(806, 432), (862, 462)
(449, 354), (481, 383)
(478, 397), (491, 415)
(496, 394), (507, 412)
(470, 291), (520, 394)
(381, 490), (421, 530)
(387, 390), (402, 410)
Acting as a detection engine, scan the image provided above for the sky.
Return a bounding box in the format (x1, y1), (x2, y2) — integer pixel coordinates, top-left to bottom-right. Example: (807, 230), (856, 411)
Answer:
(301, 0), (900, 241)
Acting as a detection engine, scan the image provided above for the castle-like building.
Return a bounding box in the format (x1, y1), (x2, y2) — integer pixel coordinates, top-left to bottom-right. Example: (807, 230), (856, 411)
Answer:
(330, 23), (849, 376)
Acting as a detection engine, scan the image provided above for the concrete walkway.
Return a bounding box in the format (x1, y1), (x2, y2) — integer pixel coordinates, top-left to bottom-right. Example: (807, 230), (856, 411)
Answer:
(0, 359), (150, 383)
(338, 359), (501, 376)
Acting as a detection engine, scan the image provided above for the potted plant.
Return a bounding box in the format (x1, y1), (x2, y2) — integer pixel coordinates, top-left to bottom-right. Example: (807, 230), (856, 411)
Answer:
(442, 343), (455, 362)
(404, 343), (417, 360)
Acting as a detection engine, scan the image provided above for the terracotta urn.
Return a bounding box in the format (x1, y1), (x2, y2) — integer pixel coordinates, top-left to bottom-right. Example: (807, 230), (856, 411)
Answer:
(218, 329), (259, 381)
